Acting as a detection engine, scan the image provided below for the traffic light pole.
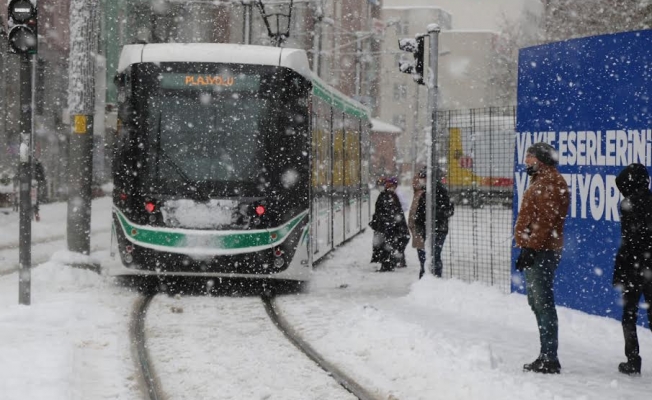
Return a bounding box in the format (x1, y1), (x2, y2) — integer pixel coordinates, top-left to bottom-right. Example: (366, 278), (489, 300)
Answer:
(18, 53), (34, 305)
(426, 24), (441, 277)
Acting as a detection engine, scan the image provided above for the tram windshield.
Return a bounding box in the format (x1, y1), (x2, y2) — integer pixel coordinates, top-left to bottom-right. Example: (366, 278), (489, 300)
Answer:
(156, 94), (267, 183)
(122, 62), (311, 197)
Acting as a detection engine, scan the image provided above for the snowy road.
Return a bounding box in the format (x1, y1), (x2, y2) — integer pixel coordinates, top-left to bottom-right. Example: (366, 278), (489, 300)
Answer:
(2, 194), (652, 399)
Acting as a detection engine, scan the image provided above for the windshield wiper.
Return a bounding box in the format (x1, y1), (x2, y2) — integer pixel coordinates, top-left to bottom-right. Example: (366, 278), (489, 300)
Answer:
(157, 115), (210, 201)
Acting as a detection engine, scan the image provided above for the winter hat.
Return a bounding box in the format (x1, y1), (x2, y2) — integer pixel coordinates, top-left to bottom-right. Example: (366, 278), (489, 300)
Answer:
(527, 142), (558, 166)
(385, 176), (398, 188)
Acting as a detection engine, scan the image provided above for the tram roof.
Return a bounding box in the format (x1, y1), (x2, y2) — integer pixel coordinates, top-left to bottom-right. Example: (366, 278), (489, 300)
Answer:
(117, 43), (312, 79)
(117, 42), (370, 120)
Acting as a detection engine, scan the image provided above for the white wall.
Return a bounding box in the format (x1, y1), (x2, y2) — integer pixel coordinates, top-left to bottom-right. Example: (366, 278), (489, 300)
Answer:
(383, 0), (543, 34)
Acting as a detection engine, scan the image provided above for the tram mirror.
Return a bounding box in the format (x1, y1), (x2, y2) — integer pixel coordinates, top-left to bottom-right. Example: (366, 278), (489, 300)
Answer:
(114, 73), (125, 87)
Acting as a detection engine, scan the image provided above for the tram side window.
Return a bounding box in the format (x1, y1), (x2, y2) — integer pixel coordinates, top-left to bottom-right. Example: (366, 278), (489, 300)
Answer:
(344, 113), (361, 190)
(361, 120), (371, 190)
(313, 96), (331, 193)
(311, 97), (321, 190)
(332, 112), (345, 194)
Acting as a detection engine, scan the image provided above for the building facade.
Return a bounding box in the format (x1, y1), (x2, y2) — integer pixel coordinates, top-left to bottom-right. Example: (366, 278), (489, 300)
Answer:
(378, 1), (452, 178)
(377, 0), (542, 178)
(2, 1), (392, 196)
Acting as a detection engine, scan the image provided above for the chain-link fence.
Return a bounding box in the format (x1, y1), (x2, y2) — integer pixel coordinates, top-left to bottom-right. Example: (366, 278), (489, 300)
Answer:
(438, 107), (516, 292)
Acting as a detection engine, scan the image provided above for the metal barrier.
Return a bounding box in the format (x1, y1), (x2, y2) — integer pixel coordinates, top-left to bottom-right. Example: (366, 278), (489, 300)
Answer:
(438, 107), (516, 292)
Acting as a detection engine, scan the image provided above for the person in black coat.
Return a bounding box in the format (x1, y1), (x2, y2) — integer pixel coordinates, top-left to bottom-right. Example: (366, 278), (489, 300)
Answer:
(414, 169), (454, 278)
(370, 176), (387, 264)
(370, 177), (409, 272)
(613, 163), (652, 375)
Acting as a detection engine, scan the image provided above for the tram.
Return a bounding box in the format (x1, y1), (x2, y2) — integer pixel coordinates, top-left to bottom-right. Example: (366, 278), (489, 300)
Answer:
(110, 43), (371, 284)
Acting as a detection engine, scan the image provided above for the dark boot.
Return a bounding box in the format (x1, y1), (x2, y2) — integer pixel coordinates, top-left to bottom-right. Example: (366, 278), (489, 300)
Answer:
(523, 357), (561, 374)
(377, 261), (394, 272)
(618, 356), (641, 375)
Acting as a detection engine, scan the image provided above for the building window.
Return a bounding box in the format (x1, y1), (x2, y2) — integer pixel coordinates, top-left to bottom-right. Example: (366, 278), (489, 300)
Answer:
(395, 20), (409, 35)
(393, 84), (407, 101)
(392, 114), (406, 130)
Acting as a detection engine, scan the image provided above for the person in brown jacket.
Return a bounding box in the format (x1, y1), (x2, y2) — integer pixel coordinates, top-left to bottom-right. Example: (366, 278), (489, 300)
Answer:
(515, 142), (570, 374)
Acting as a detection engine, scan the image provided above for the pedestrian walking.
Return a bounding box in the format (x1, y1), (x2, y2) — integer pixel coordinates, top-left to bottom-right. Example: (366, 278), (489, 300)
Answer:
(369, 177), (409, 272)
(514, 142), (570, 374)
(613, 163), (652, 375)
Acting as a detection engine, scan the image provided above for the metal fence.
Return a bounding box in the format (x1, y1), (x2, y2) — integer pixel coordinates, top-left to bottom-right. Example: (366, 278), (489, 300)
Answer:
(438, 107), (516, 293)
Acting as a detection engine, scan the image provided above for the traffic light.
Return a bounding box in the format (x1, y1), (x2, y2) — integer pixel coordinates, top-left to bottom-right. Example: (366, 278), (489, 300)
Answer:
(7, 0), (38, 54)
(398, 36), (425, 85)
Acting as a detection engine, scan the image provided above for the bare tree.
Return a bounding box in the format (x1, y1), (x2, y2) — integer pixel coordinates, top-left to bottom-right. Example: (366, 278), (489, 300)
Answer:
(542, 0), (652, 42)
(490, 10), (543, 105)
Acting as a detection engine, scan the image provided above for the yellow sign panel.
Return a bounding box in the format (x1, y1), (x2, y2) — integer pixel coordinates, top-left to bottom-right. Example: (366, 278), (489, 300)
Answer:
(74, 115), (87, 134)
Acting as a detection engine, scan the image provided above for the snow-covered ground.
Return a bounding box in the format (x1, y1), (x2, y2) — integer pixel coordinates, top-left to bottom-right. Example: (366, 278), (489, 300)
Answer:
(1, 193), (652, 399)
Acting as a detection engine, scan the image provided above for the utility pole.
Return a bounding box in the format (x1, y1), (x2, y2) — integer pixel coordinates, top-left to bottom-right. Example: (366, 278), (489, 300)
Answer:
(17, 53), (34, 305)
(242, 0), (253, 44)
(354, 32), (362, 99)
(426, 24), (441, 277)
(411, 86), (420, 178)
(7, 0), (39, 305)
(67, 0), (98, 255)
(311, 1), (323, 76)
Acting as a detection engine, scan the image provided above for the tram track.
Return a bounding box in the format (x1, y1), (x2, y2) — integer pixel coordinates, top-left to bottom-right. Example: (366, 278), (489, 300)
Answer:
(262, 295), (381, 400)
(131, 290), (383, 400)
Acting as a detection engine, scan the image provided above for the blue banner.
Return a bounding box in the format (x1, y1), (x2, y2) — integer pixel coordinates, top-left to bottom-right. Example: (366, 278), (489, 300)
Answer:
(514, 30), (652, 327)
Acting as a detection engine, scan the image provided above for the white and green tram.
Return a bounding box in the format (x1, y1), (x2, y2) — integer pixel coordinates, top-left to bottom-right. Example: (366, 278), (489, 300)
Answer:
(110, 43), (371, 285)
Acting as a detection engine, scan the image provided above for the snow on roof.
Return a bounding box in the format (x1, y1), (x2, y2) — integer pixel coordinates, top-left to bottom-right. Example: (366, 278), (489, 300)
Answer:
(371, 118), (402, 134)
(383, 6), (445, 10)
(117, 43), (311, 79)
(442, 29), (498, 34)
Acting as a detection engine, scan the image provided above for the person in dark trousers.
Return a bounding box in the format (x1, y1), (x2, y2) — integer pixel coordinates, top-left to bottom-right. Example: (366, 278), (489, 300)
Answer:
(514, 142), (570, 374)
(613, 163), (652, 375)
(410, 168), (453, 279)
(32, 159), (46, 222)
(369, 177), (409, 272)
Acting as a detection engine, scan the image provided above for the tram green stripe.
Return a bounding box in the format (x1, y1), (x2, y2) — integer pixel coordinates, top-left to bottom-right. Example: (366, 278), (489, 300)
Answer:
(312, 80), (367, 119)
(114, 209), (308, 250)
